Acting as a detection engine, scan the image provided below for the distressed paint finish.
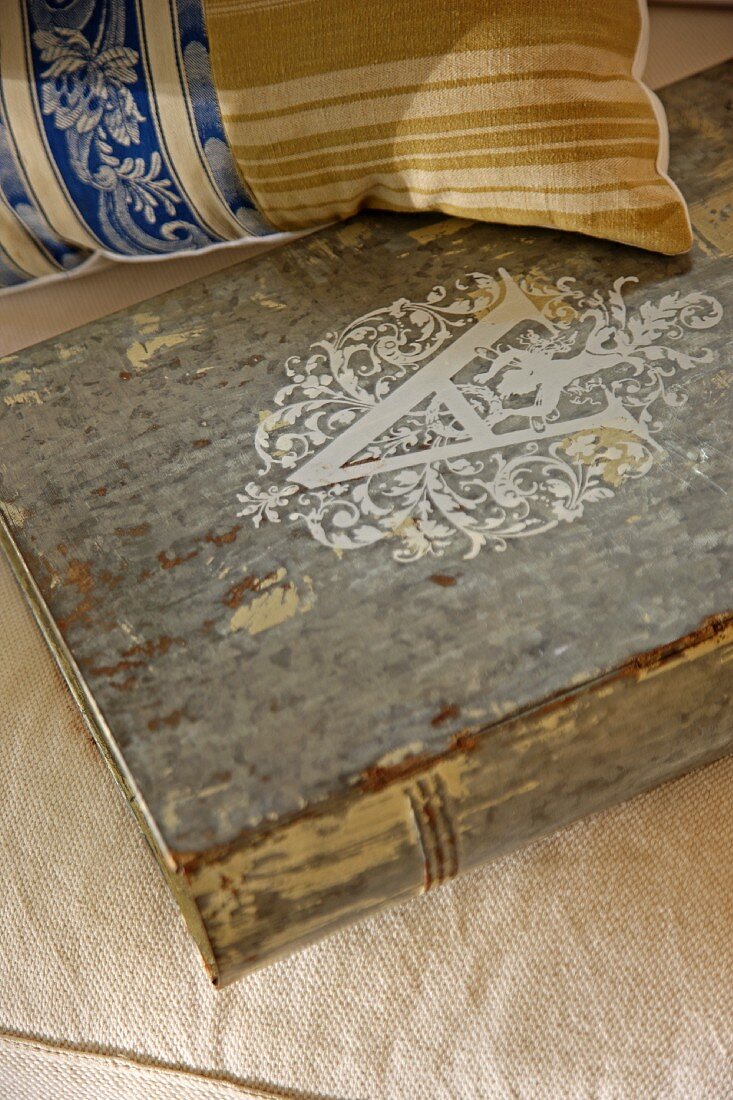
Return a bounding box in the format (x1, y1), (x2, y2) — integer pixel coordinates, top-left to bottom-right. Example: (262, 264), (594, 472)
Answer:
(189, 617), (733, 981)
(1, 65), (732, 985)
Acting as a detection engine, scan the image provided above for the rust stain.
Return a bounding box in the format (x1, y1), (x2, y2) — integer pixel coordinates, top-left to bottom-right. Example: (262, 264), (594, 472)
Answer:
(57, 553), (125, 614)
(110, 675), (138, 693)
(119, 370), (133, 381)
(429, 574), (457, 587)
(84, 655), (146, 678)
(219, 873), (240, 900)
(627, 611), (732, 676)
(192, 438), (211, 449)
(450, 729), (478, 753)
(358, 612), (733, 798)
(115, 522), (150, 538)
(84, 635), (184, 680)
(91, 487), (107, 497)
(223, 575), (260, 609)
(65, 558), (94, 595)
(358, 751), (437, 794)
(98, 567), (125, 589)
(431, 703), (461, 727)
(56, 598), (94, 633)
(122, 635), (185, 660)
(158, 548), (199, 570)
(223, 569), (281, 609)
(148, 709), (185, 732)
(205, 525), (241, 547)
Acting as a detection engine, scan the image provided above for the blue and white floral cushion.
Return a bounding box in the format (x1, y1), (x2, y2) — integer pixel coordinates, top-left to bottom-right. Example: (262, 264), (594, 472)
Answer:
(0, 0), (282, 290)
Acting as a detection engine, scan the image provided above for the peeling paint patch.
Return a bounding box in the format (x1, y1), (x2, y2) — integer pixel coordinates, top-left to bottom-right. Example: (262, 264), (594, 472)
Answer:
(252, 292), (287, 311)
(691, 187), (733, 257)
(2, 502), (29, 529)
(336, 221), (372, 248)
(133, 310), (161, 335)
(560, 427), (653, 487)
(409, 217), (474, 245)
(4, 390), (42, 407)
(307, 239), (338, 262)
(126, 331), (197, 371)
(372, 742), (426, 771)
(229, 573), (314, 636)
(57, 343), (85, 361)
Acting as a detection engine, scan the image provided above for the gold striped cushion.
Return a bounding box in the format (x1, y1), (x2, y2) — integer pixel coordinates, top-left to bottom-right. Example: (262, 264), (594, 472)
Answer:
(203, 0), (692, 254)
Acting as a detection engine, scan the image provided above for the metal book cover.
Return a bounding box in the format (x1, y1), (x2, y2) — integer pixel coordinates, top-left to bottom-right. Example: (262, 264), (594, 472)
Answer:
(1, 64), (731, 985)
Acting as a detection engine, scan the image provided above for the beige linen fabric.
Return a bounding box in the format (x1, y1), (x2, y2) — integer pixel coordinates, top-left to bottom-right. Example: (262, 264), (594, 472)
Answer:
(643, 4), (733, 89)
(2, 11), (733, 1098)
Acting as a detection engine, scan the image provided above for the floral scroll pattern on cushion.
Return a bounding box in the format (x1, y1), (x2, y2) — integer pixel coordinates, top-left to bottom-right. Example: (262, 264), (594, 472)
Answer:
(0, 0), (277, 289)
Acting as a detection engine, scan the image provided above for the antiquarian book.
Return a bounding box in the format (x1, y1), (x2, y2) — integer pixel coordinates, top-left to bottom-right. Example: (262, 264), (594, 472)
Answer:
(1, 64), (731, 987)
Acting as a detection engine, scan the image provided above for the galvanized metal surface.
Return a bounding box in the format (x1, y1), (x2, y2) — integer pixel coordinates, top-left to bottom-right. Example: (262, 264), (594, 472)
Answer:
(1, 65), (732, 985)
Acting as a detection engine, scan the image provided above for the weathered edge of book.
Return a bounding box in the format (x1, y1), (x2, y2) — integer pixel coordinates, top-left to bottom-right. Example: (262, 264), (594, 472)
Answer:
(4, 502), (732, 986)
(0, 510), (217, 982)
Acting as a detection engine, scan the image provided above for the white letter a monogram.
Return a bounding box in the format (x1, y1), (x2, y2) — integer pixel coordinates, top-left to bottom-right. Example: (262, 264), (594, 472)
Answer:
(290, 270), (643, 491)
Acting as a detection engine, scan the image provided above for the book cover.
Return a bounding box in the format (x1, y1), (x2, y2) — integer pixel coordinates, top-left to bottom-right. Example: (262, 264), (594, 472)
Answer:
(1, 64), (731, 985)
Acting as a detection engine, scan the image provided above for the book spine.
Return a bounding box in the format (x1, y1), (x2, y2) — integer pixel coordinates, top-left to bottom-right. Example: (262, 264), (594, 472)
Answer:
(182, 615), (733, 985)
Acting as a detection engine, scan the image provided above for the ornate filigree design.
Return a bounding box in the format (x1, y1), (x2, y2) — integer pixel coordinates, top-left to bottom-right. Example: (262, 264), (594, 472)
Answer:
(30, 4), (210, 254)
(237, 272), (722, 561)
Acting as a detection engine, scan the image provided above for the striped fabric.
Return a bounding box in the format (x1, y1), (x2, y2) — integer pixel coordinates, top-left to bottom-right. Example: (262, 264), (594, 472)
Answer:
(0, 1), (692, 292)
(204, 0), (692, 254)
(0, 0), (282, 290)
